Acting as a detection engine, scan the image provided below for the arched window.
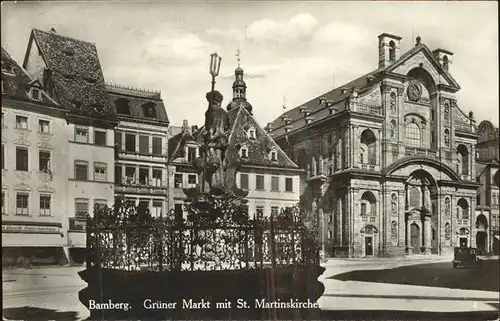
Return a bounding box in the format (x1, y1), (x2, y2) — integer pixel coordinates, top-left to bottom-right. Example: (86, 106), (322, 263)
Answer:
(360, 129), (377, 165)
(405, 122), (421, 147)
(442, 55), (449, 71)
(456, 145), (469, 176)
(360, 191), (377, 216)
(444, 129), (450, 147)
(457, 198), (469, 220)
(409, 186), (421, 208)
(389, 41), (396, 62)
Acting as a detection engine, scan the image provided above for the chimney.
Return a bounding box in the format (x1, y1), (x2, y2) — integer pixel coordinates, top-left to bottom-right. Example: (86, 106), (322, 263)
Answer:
(182, 119), (189, 131)
(433, 48), (453, 72)
(377, 33), (402, 69)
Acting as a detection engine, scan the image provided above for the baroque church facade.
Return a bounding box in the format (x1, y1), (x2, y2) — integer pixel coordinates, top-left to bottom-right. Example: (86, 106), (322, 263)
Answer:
(269, 33), (482, 258)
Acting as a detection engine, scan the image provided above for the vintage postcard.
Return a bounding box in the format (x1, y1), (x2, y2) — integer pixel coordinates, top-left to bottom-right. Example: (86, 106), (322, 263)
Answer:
(1, 1), (499, 320)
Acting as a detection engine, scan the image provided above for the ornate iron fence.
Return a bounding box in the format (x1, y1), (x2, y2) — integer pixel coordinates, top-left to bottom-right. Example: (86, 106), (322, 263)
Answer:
(86, 202), (319, 272)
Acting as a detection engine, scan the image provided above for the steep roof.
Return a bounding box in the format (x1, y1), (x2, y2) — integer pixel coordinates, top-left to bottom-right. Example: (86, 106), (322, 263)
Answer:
(168, 126), (197, 162)
(269, 69), (381, 137)
(1, 46), (59, 106)
(194, 106), (299, 170)
(27, 29), (115, 120)
(106, 84), (169, 124)
(269, 41), (460, 137)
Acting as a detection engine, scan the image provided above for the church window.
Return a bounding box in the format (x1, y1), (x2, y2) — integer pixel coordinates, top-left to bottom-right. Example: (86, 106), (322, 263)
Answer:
(457, 198), (469, 220)
(456, 144), (469, 176)
(360, 129), (376, 165)
(405, 122), (421, 147)
(389, 41), (396, 62)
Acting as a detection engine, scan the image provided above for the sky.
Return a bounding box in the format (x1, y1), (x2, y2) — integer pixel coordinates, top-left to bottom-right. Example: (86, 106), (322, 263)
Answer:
(1, 1), (498, 127)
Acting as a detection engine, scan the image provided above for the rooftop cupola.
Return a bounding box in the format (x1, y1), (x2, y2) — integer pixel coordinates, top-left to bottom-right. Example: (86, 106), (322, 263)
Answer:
(226, 46), (253, 114)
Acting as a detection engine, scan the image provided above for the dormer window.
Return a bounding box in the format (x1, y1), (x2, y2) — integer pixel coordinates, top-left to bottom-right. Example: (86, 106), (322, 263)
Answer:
(305, 118), (313, 125)
(142, 102), (157, 118)
(116, 98), (131, 115)
(240, 145), (248, 159)
(269, 149), (278, 162)
(186, 146), (198, 163)
(1, 62), (15, 75)
(329, 108), (336, 115)
(248, 127), (256, 140)
(30, 88), (41, 101)
(304, 111), (311, 117)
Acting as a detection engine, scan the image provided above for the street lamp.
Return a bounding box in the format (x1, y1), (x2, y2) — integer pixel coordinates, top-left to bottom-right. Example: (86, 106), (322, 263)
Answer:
(202, 53), (222, 194)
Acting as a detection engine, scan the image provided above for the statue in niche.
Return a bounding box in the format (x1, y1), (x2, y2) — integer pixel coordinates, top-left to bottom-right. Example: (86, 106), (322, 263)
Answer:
(444, 198), (451, 216)
(391, 193), (397, 214)
(445, 223), (451, 240)
(390, 120), (396, 139)
(391, 221), (397, 239)
(390, 92), (396, 112)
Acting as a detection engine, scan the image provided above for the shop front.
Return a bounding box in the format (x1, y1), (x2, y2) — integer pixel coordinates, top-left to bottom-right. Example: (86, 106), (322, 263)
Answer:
(2, 221), (67, 267)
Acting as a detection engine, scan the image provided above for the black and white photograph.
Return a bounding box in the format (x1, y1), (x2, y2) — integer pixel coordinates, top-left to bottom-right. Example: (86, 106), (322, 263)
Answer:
(1, 1), (499, 320)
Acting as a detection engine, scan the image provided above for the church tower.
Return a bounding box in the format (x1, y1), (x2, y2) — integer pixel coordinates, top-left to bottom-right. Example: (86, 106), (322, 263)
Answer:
(226, 47), (253, 114)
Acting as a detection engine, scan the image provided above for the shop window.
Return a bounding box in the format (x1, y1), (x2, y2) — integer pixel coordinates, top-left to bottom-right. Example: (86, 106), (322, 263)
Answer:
(152, 200), (163, 217)
(188, 174), (197, 187)
(256, 206), (264, 219)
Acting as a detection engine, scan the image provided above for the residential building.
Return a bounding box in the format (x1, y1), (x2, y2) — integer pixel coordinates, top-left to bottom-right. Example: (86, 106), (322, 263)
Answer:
(1, 28), (119, 265)
(107, 84), (170, 217)
(269, 34), (482, 258)
(168, 62), (301, 219)
(2, 45), (70, 265)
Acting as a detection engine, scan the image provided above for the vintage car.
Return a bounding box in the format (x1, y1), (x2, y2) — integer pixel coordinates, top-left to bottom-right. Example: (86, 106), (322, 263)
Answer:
(452, 247), (482, 268)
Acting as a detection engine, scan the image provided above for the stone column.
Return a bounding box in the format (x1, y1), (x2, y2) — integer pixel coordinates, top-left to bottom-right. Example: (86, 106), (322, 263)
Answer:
(348, 188), (356, 257)
(352, 126), (359, 167)
(424, 216), (432, 254)
(406, 219), (412, 253)
(319, 206), (326, 256)
(312, 156), (317, 177)
(319, 155), (324, 175)
(398, 190), (406, 246)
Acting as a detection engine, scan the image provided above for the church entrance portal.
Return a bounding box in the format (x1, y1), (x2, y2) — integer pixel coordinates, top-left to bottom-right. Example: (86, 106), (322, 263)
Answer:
(410, 223), (420, 254)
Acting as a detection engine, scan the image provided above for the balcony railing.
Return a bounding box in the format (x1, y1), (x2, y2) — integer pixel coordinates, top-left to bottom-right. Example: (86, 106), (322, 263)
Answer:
(355, 103), (382, 115)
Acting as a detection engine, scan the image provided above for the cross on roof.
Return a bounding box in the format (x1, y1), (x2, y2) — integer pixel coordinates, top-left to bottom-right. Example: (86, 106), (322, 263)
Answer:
(236, 45), (241, 67)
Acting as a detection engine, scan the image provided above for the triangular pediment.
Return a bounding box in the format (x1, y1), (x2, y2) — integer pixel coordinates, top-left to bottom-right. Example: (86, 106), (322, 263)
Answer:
(385, 45), (460, 90)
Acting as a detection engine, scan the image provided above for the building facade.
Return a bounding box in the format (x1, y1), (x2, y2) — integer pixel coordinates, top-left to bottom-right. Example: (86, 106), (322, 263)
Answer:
(107, 84), (170, 218)
(269, 33), (483, 258)
(475, 120), (499, 254)
(168, 63), (301, 218)
(2, 28), (119, 265)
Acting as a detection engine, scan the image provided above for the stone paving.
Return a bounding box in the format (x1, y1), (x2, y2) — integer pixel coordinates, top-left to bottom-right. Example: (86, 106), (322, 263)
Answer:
(2, 257), (499, 320)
